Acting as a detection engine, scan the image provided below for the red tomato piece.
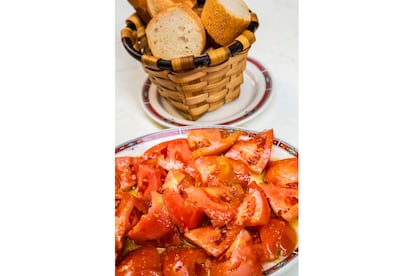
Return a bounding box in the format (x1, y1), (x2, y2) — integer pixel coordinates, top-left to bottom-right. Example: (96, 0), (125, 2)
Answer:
(225, 129), (274, 174)
(226, 158), (251, 188)
(115, 191), (147, 259)
(210, 229), (262, 276)
(162, 170), (204, 231)
(195, 155), (247, 187)
(259, 182), (299, 222)
(282, 202), (298, 222)
(142, 138), (198, 178)
(264, 157), (298, 186)
(115, 156), (166, 202)
(162, 246), (210, 276)
(135, 160), (166, 201)
(127, 191), (174, 243)
(195, 155), (232, 186)
(116, 246), (162, 276)
(115, 156), (142, 191)
(194, 156), (245, 211)
(163, 186), (203, 231)
(141, 139), (180, 160)
(258, 217), (297, 262)
(187, 129), (242, 158)
(184, 225), (242, 258)
(235, 181), (271, 227)
(184, 186), (235, 227)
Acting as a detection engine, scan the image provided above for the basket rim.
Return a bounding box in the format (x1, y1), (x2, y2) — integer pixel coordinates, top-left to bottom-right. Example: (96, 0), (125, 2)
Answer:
(121, 8), (259, 72)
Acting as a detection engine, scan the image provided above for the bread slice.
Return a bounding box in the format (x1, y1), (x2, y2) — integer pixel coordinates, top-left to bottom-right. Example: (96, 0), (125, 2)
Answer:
(201, 0), (250, 46)
(146, 0), (196, 18)
(146, 4), (206, 60)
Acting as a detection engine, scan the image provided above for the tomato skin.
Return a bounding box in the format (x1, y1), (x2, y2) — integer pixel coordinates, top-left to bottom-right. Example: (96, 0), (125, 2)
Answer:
(259, 182), (298, 222)
(259, 218), (297, 262)
(235, 181), (271, 227)
(127, 191), (174, 243)
(162, 246), (210, 276)
(225, 129), (274, 174)
(116, 246), (162, 276)
(187, 129), (242, 158)
(264, 158), (298, 186)
(210, 229), (262, 276)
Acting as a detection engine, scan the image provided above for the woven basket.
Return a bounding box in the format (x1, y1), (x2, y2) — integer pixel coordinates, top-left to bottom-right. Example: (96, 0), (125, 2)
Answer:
(121, 5), (259, 121)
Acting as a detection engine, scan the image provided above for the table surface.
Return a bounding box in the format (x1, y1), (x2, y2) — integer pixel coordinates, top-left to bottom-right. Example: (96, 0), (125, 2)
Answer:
(115, 1), (298, 275)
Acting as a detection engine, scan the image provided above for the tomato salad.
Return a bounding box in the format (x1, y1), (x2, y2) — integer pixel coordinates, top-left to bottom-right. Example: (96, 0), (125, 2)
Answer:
(115, 128), (298, 275)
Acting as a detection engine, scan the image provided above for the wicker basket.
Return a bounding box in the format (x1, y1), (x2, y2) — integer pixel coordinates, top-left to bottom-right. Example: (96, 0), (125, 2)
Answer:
(121, 5), (259, 121)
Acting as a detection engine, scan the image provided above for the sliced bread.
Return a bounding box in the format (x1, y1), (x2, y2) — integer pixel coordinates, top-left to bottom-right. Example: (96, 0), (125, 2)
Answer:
(146, 4), (206, 60)
(201, 0), (250, 46)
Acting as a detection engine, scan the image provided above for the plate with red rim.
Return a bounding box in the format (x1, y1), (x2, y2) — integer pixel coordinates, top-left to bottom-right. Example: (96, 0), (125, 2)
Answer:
(138, 57), (274, 128)
(115, 126), (298, 275)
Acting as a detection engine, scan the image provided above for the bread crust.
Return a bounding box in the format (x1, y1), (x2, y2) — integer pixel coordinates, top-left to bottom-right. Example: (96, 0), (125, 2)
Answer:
(147, 0), (196, 18)
(201, 0), (250, 46)
(128, 0), (151, 23)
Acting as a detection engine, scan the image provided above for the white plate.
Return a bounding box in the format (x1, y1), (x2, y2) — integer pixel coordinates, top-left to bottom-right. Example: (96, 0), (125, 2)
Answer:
(139, 57), (273, 128)
(115, 126), (298, 275)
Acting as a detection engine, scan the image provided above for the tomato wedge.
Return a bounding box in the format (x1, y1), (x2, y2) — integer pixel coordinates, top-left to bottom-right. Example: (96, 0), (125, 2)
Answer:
(187, 128), (242, 158)
(116, 246), (162, 276)
(162, 246), (210, 276)
(235, 181), (271, 227)
(259, 182), (299, 222)
(184, 186), (235, 227)
(194, 155), (250, 188)
(258, 217), (297, 262)
(226, 158), (251, 188)
(264, 157), (298, 186)
(127, 191), (174, 243)
(115, 156), (142, 191)
(115, 191), (147, 259)
(142, 138), (198, 178)
(184, 225), (242, 258)
(210, 229), (262, 276)
(225, 129), (274, 174)
(135, 160), (166, 201)
(162, 170), (204, 231)
(115, 156), (166, 202)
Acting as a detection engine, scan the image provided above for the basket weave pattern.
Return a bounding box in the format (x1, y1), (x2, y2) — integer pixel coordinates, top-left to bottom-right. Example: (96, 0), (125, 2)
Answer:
(121, 9), (259, 120)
